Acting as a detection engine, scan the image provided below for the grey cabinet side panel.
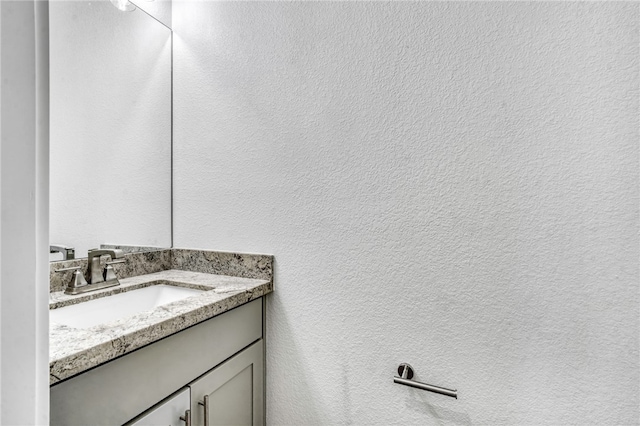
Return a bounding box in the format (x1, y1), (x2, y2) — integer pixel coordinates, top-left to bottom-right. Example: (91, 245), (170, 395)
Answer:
(262, 297), (267, 426)
(51, 299), (262, 425)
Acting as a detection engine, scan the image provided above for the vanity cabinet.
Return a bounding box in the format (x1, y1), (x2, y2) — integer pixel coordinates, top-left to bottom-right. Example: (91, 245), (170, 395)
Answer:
(51, 298), (265, 425)
(190, 339), (264, 426)
(128, 340), (264, 426)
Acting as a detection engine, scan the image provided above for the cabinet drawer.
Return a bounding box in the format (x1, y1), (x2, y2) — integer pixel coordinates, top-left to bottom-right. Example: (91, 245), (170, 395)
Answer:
(51, 298), (262, 426)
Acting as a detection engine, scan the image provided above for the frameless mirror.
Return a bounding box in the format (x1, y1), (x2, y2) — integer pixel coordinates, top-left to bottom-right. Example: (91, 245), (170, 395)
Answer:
(49, 0), (172, 260)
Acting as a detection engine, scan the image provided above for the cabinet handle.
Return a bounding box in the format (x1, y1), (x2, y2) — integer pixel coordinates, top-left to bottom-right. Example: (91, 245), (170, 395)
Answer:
(180, 409), (191, 426)
(198, 395), (209, 426)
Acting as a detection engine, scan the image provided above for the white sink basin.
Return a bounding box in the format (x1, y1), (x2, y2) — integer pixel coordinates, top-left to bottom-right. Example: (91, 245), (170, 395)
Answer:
(50, 284), (205, 329)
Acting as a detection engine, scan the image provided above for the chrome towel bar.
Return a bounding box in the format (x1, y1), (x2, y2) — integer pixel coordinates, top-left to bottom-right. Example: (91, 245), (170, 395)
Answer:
(393, 363), (457, 399)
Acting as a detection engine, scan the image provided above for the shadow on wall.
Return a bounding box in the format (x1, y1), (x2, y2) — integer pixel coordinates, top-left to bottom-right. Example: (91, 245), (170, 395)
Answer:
(266, 288), (324, 424)
(403, 390), (472, 426)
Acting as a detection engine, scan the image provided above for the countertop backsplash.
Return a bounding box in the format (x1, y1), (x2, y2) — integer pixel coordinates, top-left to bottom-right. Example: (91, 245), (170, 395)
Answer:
(50, 248), (273, 293)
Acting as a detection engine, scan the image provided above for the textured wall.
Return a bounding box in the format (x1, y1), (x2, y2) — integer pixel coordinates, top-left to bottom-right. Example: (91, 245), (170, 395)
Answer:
(172, 2), (639, 424)
(50, 0), (172, 258)
(131, 0), (172, 29)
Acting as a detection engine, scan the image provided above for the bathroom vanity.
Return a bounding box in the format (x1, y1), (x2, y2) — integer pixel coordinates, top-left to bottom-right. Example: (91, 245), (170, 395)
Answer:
(47, 3), (270, 423)
(49, 249), (273, 425)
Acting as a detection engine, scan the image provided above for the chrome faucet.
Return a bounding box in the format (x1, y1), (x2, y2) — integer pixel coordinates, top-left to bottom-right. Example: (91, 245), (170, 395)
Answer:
(55, 248), (127, 295)
(50, 244), (75, 260)
(87, 248), (125, 285)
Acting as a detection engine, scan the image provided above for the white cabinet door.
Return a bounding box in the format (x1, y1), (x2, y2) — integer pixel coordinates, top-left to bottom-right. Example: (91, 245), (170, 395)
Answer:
(127, 388), (190, 426)
(190, 340), (264, 426)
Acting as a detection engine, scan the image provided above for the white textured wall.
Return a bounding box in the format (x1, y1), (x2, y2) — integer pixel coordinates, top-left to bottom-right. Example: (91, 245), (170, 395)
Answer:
(50, 0), (172, 259)
(173, 2), (639, 424)
(131, 0), (172, 29)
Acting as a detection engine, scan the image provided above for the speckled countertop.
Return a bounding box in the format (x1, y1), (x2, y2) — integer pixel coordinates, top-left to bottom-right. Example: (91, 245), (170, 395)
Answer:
(50, 269), (272, 385)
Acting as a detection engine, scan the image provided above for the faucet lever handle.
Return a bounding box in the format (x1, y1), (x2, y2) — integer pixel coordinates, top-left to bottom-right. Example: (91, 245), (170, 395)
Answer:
(55, 266), (82, 272)
(55, 266), (88, 291)
(103, 259), (126, 282)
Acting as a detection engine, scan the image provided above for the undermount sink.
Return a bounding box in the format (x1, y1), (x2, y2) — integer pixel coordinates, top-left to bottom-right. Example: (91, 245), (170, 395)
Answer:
(50, 284), (206, 329)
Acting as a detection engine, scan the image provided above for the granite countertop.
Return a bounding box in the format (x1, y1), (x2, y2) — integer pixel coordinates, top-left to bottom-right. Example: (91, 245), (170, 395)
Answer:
(49, 269), (272, 385)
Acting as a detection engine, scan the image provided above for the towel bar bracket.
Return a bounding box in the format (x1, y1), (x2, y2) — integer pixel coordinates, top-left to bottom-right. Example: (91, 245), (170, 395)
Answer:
(397, 364), (414, 380)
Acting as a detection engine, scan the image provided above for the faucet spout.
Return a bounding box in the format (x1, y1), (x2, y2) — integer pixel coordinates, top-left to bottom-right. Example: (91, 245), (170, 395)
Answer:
(50, 244), (75, 260)
(88, 249), (124, 260)
(87, 248), (125, 284)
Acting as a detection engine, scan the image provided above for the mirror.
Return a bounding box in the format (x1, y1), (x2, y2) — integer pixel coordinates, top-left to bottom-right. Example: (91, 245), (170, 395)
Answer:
(49, 0), (172, 260)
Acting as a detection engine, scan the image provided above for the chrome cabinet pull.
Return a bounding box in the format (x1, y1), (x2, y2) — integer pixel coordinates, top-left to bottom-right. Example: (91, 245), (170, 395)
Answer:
(393, 363), (457, 399)
(198, 395), (209, 426)
(180, 409), (191, 426)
